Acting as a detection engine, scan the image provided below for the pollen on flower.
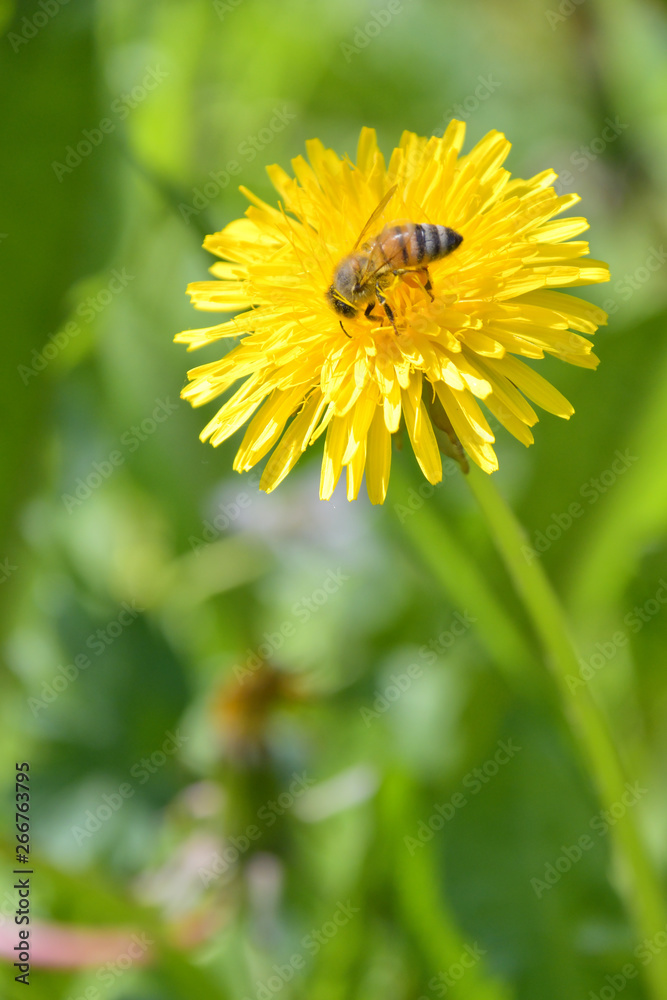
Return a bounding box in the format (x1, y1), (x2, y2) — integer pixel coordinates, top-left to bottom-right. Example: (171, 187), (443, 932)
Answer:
(175, 123), (610, 503)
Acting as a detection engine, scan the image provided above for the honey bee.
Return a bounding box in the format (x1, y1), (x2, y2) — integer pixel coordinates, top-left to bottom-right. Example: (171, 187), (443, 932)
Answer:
(326, 184), (463, 335)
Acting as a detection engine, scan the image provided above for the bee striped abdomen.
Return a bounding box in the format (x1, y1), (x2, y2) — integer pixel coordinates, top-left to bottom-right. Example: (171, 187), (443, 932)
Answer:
(376, 223), (463, 269)
(414, 223), (463, 263)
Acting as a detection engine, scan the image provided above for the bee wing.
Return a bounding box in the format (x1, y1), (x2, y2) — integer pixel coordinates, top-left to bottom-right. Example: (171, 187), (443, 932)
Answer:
(361, 224), (415, 282)
(352, 184), (398, 249)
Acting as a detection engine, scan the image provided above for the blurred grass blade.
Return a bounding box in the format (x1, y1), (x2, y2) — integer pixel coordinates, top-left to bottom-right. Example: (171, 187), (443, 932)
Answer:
(389, 461), (535, 692)
(465, 463), (667, 1000)
(567, 322), (667, 623)
(381, 769), (513, 999)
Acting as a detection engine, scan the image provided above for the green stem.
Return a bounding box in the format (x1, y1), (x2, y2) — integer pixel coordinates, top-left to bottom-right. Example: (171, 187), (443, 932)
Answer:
(381, 769), (507, 1000)
(465, 463), (667, 1000)
(389, 462), (536, 695)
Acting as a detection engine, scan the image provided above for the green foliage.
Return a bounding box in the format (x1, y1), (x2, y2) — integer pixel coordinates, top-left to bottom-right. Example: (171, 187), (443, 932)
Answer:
(1, 0), (666, 997)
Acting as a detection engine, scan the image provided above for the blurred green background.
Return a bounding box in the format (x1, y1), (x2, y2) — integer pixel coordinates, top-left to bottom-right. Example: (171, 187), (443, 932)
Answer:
(1, 0), (667, 997)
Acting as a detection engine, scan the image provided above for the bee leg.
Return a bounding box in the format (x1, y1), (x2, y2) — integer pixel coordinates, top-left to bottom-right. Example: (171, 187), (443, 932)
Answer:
(339, 321), (352, 339)
(376, 291), (400, 335)
(418, 268), (435, 301)
(364, 299), (394, 330)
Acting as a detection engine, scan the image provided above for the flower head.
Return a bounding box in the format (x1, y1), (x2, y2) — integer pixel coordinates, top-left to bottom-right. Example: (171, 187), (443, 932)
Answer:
(176, 123), (609, 503)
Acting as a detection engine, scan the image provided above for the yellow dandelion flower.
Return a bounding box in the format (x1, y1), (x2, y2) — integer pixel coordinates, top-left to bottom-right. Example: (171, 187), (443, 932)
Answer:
(176, 123), (610, 503)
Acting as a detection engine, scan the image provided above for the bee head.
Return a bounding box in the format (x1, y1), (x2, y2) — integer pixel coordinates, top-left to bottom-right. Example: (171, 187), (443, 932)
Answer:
(326, 285), (357, 318)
